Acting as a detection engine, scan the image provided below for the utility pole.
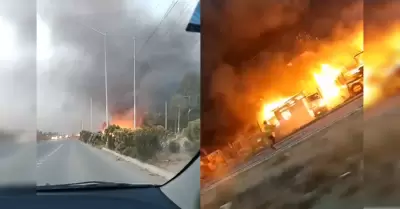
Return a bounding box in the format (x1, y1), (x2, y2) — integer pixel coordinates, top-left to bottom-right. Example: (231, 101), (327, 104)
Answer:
(81, 119), (84, 130)
(164, 101), (168, 130)
(133, 37), (137, 129)
(177, 105), (181, 133)
(104, 33), (109, 128)
(174, 117), (177, 134)
(187, 108), (192, 122)
(90, 97), (93, 132)
(80, 23), (119, 129)
(79, 23), (111, 148)
(183, 95), (192, 125)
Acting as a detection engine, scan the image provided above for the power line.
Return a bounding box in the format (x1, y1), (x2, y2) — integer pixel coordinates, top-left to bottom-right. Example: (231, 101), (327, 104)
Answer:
(136, 0), (179, 58)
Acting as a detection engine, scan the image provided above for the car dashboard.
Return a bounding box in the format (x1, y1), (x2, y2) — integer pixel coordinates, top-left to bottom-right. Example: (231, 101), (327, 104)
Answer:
(0, 187), (179, 209)
(0, 152), (200, 209)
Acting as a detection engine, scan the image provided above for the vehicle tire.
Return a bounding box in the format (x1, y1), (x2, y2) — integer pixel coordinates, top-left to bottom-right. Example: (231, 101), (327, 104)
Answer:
(350, 83), (363, 95)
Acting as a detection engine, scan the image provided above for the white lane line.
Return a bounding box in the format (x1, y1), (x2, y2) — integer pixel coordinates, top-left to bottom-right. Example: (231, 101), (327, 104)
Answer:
(36, 144), (63, 167)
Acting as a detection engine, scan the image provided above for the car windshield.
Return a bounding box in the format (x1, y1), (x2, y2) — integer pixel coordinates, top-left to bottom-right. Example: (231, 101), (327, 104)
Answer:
(36, 0), (199, 187)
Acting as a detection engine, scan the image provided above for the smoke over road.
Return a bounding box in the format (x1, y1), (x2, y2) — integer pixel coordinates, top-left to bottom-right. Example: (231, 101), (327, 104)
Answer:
(201, 0), (362, 151)
(364, 0), (400, 106)
(37, 0), (200, 133)
(0, 0), (36, 139)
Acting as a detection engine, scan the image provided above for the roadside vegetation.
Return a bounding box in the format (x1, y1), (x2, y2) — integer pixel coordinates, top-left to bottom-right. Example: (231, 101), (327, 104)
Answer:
(79, 71), (200, 167)
(79, 119), (200, 163)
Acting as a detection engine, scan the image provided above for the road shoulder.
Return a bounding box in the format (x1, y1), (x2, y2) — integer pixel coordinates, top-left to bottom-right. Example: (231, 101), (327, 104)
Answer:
(201, 110), (363, 208)
(100, 147), (175, 180)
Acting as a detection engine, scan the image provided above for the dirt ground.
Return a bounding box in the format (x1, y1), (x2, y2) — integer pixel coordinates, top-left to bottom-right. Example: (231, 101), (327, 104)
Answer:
(363, 96), (400, 207)
(202, 95), (400, 209)
(152, 152), (193, 173)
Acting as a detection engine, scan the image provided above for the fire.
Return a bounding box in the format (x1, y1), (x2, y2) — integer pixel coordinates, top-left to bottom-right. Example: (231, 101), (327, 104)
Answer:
(353, 27), (364, 52)
(364, 23), (400, 106)
(260, 97), (291, 122)
(111, 119), (135, 129)
(261, 24), (364, 121)
(256, 21), (398, 124)
(110, 109), (142, 130)
(259, 63), (344, 123)
(313, 64), (342, 105)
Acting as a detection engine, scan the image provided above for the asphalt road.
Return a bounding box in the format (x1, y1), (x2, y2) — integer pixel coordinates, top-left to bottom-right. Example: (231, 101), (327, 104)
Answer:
(201, 94), (400, 208)
(203, 96), (363, 189)
(0, 138), (36, 186)
(36, 139), (166, 186)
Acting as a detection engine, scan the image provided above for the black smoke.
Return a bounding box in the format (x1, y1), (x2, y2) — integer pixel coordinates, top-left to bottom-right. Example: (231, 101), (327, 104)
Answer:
(38, 0), (200, 122)
(201, 0), (362, 152)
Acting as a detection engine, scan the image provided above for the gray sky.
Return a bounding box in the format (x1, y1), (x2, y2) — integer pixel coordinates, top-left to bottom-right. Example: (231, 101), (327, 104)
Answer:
(0, 0), (199, 134)
(0, 0), (36, 135)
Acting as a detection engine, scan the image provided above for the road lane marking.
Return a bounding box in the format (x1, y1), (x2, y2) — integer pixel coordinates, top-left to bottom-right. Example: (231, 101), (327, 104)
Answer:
(36, 144), (63, 167)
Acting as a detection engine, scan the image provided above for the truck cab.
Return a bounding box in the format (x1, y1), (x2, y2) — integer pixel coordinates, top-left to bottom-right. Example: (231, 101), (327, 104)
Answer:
(336, 51), (364, 97)
(337, 65), (364, 97)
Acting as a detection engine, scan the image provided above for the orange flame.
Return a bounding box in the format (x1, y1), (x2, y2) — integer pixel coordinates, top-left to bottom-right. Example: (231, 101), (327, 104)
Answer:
(110, 109), (142, 130)
(364, 23), (400, 106)
(313, 64), (343, 105)
(258, 25), (363, 122)
(259, 97), (291, 122)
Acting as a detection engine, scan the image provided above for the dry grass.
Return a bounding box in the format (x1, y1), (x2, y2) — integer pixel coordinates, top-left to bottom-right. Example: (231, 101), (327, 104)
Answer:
(206, 98), (400, 209)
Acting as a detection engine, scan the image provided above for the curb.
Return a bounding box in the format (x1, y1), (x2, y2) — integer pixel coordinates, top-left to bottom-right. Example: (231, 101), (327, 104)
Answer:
(101, 147), (175, 180)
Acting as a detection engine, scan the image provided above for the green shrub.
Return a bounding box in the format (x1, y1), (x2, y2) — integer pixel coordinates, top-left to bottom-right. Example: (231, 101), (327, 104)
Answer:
(82, 125), (176, 162)
(104, 125), (122, 150)
(183, 140), (191, 150)
(183, 119), (200, 142)
(114, 128), (137, 155)
(106, 126), (172, 161)
(169, 141), (180, 153)
(79, 130), (92, 143)
(133, 128), (163, 161)
(90, 132), (105, 147)
(184, 140), (199, 154)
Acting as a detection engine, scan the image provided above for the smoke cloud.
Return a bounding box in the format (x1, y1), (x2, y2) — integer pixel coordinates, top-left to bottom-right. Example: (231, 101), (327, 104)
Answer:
(202, 0), (362, 150)
(37, 0), (200, 133)
(0, 0), (36, 137)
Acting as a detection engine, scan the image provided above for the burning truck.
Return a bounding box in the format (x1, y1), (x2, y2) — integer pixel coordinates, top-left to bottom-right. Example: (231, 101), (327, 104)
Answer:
(336, 51), (364, 97)
(200, 52), (365, 181)
(260, 92), (323, 139)
(260, 51), (364, 126)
